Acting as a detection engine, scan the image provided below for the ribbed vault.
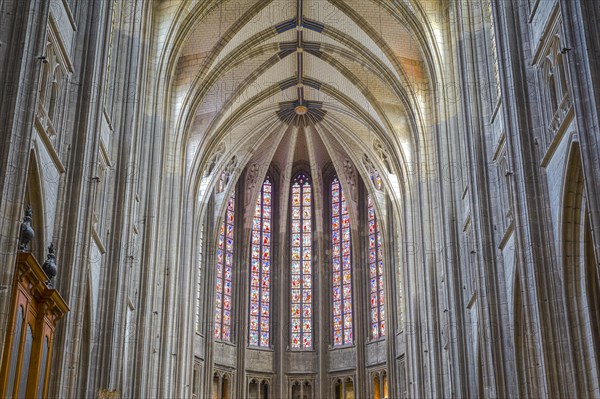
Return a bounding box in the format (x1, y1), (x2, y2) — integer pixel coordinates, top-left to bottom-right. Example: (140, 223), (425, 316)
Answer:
(153, 0), (442, 218)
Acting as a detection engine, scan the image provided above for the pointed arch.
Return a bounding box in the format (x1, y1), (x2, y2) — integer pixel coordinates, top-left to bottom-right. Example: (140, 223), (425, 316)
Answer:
(561, 140), (600, 393)
(290, 171), (313, 350)
(330, 176), (353, 346)
(214, 194), (236, 342)
(367, 194), (385, 339)
(248, 176), (273, 348)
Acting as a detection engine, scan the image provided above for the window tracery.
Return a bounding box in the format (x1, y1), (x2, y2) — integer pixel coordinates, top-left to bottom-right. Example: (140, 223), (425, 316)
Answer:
(212, 370), (232, 399)
(370, 369), (389, 399)
(247, 376), (270, 399)
(368, 195), (386, 339)
(249, 177), (272, 348)
(38, 35), (70, 143)
(331, 177), (353, 346)
(290, 173), (313, 350)
(195, 223), (204, 333)
(289, 379), (314, 399)
(333, 376), (355, 399)
(214, 194), (235, 342)
(538, 32), (572, 138)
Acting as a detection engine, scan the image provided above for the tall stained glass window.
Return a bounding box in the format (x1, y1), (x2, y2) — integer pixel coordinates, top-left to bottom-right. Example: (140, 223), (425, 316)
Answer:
(249, 177), (272, 347)
(290, 173), (313, 349)
(195, 224), (204, 333)
(368, 195), (385, 339)
(331, 177), (353, 346)
(214, 194), (235, 341)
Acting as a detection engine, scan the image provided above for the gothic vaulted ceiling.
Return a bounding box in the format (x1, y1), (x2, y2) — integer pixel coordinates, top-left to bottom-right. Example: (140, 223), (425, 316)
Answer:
(155, 0), (443, 201)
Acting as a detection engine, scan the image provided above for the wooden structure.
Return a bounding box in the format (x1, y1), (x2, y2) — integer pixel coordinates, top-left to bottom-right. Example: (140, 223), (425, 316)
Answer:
(0, 252), (68, 398)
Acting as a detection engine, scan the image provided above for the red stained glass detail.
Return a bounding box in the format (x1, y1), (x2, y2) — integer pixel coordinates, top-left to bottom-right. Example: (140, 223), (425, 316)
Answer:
(331, 177), (354, 346)
(368, 195), (386, 339)
(215, 194), (235, 342)
(290, 173), (312, 349)
(248, 178), (272, 347)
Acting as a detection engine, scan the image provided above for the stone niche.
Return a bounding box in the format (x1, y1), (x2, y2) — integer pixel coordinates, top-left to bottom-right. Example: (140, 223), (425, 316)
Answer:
(328, 346), (357, 372)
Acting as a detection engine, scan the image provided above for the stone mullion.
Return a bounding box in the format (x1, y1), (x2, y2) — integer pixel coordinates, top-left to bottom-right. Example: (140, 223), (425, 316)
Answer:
(202, 199), (218, 399)
(352, 182), (367, 399)
(305, 128), (325, 397)
(235, 183), (248, 399)
(383, 198), (399, 399)
(179, 184), (199, 394)
(191, 216), (208, 395)
(267, 173), (279, 399)
(277, 130), (297, 398)
(312, 170), (326, 398)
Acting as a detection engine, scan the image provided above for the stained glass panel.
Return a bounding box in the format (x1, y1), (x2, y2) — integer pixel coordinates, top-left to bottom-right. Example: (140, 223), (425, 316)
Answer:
(371, 170), (383, 190)
(331, 177), (354, 346)
(214, 194), (235, 341)
(248, 177), (272, 347)
(368, 195), (386, 339)
(290, 173), (313, 349)
(195, 224), (205, 333)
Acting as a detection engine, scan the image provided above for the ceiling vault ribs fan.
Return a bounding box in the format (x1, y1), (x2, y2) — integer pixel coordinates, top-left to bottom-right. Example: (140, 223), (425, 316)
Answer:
(275, 0), (326, 126)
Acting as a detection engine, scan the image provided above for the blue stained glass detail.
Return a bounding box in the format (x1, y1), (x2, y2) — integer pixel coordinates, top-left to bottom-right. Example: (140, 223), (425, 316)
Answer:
(290, 173), (313, 349)
(330, 178), (354, 346)
(368, 195), (386, 339)
(248, 177), (272, 348)
(214, 194), (235, 342)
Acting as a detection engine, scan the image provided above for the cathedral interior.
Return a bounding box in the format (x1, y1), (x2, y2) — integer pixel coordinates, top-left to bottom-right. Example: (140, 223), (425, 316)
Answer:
(1, 0), (600, 398)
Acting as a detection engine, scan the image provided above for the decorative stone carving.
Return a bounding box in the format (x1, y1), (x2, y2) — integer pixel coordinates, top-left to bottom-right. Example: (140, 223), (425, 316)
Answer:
(203, 142), (226, 178)
(373, 138), (392, 173)
(245, 163), (261, 205)
(217, 156), (238, 193)
(343, 159), (356, 189)
(246, 163), (260, 192)
(19, 205), (34, 252)
(363, 153), (375, 173)
(363, 154), (383, 191)
(97, 389), (120, 399)
(42, 243), (58, 287)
